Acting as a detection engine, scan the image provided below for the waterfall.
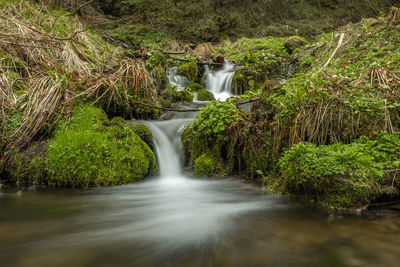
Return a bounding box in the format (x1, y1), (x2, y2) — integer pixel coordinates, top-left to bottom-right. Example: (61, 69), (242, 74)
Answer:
(166, 67), (188, 91)
(140, 114), (195, 178)
(205, 61), (236, 101)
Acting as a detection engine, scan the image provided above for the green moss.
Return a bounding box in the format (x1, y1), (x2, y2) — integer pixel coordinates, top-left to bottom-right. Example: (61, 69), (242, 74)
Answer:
(160, 85), (193, 103)
(284, 36), (308, 53)
(177, 61), (198, 82)
(279, 134), (400, 209)
(4, 142), (47, 185)
(46, 104), (157, 187)
(188, 82), (205, 92)
(194, 153), (216, 177)
(128, 123), (154, 150)
(197, 88), (214, 101)
(194, 153), (226, 177)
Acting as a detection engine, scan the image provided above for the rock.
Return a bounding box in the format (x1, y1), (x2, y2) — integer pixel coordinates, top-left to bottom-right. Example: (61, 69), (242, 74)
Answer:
(213, 55), (225, 64)
(197, 88), (215, 101)
(284, 36), (307, 54)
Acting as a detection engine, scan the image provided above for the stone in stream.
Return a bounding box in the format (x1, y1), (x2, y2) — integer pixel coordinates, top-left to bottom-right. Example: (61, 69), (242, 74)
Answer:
(284, 36), (307, 54)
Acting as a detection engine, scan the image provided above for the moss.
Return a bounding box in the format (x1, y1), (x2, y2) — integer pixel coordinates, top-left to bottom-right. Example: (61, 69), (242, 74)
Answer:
(160, 85), (193, 103)
(284, 36), (308, 54)
(279, 134), (400, 209)
(177, 61), (198, 82)
(197, 88), (214, 101)
(188, 82), (205, 92)
(128, 123), (154, 150)
(194, 152), (226, 177)
(45, 104), (157, 187)
(4, 142), (47, 185)
(232, 69), (250, 95)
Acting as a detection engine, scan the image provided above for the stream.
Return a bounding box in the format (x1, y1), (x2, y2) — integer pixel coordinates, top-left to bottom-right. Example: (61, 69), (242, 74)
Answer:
(1, 110), (400, 266)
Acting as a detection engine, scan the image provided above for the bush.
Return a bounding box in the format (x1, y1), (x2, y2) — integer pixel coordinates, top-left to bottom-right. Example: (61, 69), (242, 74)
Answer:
(46, 104), (157, 187)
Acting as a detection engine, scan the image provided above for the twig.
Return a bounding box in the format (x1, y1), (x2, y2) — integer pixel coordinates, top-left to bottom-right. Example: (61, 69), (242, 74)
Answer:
(132, 97), (260, 113)
(72, 0), (97, 16)
(168, 55), (224, 66)
(322, 33), (345, 69)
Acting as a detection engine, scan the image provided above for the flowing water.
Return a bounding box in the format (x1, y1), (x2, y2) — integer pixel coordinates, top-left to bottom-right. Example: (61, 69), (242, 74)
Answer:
(1, 113), (400, 266)
(205, 61), (236, 101)
(167, 67), (188, 91)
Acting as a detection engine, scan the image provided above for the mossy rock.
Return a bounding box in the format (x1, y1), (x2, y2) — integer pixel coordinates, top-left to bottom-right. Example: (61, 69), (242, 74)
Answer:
(177, 61), (198, 82)
(194, 153), (224, 177)
(128, 123), (154, 150)
(45, 104), (157, 187)
(3, 141), (48, 185)
(188, 82), (205, 92)
(110, 117), (154, 150)
(161, 85), (193, 103)
(232, 70), (249, 95)
(197, 88), (215, 101)
(284, 36), (307, 54)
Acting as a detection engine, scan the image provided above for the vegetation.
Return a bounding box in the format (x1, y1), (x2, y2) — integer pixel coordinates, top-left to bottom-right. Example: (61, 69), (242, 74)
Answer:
(1, 0), (400, 210)
(279, 134), (400, 209)
(182, 7), (400, 208)
(46, 104), (157, 187)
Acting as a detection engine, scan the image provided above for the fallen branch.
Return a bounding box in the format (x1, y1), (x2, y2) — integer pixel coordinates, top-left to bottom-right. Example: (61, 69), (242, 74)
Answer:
(72, 0), (97, 16)
(132, 97), (260, 113)
(167, 55), (224, 66)
(322, 33), (345, 69)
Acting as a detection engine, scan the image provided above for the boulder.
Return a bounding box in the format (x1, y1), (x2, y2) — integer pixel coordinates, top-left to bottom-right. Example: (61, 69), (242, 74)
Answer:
(284, 36), (307, 54)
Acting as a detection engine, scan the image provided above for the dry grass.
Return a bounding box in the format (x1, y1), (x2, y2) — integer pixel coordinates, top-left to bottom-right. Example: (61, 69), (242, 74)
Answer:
(0, 1), (156, 166)
(77, 59), (153, 116)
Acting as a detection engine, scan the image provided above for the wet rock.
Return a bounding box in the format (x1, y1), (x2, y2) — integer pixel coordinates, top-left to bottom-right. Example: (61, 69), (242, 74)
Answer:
(213, 55), (225, 64)
(284, 36), (307, 54)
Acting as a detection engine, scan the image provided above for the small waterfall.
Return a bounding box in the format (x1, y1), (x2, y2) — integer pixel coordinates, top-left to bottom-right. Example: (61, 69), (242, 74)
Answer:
(205, 61), (236, 101)
(166, 67), (188, 91)
(141, 114), (195, 178)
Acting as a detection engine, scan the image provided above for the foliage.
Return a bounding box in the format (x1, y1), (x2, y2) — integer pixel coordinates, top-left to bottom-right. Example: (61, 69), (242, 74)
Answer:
(46, 104), (157, 187)
(279, 134), (400, 209)
(194, 101), (242, 142)
(214, 37), (289, 95)
(95, 0), (398, 43)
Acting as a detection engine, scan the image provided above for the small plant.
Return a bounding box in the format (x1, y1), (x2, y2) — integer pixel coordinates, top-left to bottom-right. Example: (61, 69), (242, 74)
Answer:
(194, 101), (242, 142)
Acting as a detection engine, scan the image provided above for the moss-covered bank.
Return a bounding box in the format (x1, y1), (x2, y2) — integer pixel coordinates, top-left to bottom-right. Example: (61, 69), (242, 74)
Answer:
(182, 9), (400, 209)
(4, 105), (157, 187)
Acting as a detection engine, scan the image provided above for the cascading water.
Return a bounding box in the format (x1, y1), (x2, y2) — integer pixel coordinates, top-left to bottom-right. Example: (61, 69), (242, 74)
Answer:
(142, 117), (193, 177)
(166, 67), (188, 91)
(205, 61), (236, 101)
